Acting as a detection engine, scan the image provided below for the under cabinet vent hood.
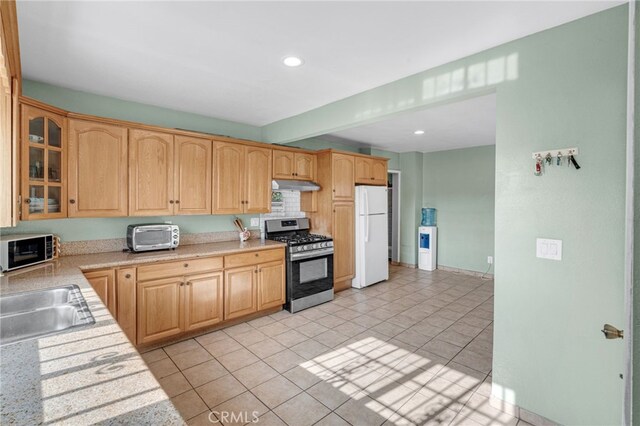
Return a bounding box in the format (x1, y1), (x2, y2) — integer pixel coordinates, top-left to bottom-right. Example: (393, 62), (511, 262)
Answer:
(272, 180), (321, 192)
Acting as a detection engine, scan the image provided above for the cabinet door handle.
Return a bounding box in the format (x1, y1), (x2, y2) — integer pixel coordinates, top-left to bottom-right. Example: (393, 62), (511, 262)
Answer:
(125, 273), (131, 279)
(255, 253), (259, 257)
(184, 263), (189, 267)
(169, 200), (174, 204)
(186, 281), (192, 286)
(180, 282), (184, 286)
(69, 199), (76, 204)
(175, 200), (180, 204)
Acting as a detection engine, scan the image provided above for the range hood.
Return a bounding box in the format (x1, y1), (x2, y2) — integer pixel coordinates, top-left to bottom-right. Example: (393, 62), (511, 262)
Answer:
(272, 179), (321, 192)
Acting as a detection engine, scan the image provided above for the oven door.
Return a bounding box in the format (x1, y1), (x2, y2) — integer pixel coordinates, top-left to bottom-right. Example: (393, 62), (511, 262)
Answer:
(289, 250), (334, 300)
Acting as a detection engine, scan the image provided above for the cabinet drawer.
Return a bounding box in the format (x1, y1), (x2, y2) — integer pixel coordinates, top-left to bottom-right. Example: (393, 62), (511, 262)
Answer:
(138, 256), (223, 281)
(224, 249), (284, 269)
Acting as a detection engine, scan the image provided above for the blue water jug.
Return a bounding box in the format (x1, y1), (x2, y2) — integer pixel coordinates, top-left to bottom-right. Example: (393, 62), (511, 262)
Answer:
(421, 208), (436, 226)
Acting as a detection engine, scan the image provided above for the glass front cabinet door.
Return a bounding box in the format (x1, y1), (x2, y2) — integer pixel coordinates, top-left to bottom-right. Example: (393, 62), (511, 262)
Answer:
(21, 105), (67, 219)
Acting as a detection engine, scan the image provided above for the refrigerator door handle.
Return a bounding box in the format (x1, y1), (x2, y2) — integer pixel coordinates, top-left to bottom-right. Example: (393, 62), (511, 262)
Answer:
(364, 189), (370, 242)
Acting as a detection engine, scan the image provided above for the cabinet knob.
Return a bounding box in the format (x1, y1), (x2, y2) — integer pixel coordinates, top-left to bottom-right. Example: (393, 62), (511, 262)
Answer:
(175, 200), (180, 204)
(255, 253), (259, 257)
(180, 282), (184, 286)
(254, 268), (258, 273)
(332, 189), (335, 192)
(169, 200), (174, 204)
(25, 198), (31, 204)
(186, 281), (192, 286)
(371, 177), (374, 180)
(125, 274), (131, 279)
(184, 263), (189, 267)
(69, 199), (76, 204)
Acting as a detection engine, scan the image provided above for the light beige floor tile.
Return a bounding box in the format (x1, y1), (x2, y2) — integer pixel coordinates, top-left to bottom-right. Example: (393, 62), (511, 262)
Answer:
(279, 315), (311, 328)
(141, 348), (168, 364)
(282, 365), (323, 390)
(290, 339), (331, 360)
(258, 321), (291, 337)
(436, 362), (486, 390)
(297, 322), (330, 338)
(248, 315), (276, 328)
(223, 322), (255, 336)
(195, 330), (228, 346)
(315, 315), (347, 328)
(458, 394), (518, 426)
(314, 330), (350, 348)
(246, 338), (286, 359)
(251, 375), (302, 409)
(263, 349), (308, 373)
(164, 339), (201, 357)
(196, 374), (246, 408)
(186, 410), (217, 425)
(334, 393), (389, 426)
(232, 360), (279, 389)
(255, 411), (287, 426)
(217, 348), (260, 372)
(314, 413), (351, 426)
(421, 339), (464, 360)
(452, 348), (492, 374)
(182, 358), (229, 388)
(171, 389), (209, 421)
(202, 337), (243, 358)
(159, 371), (193, 397)
(334, 322), (367, 338)
(148, 357), (179, 379)
(213, 391), (268, 425)
(299, 307), (328, 320)
(273, 392), (331, 426)
(171, 346), (214, 370)
(370, 321), (405, 338)
(272, 330), (309, 347)
(306, 380), (351, 410)
(233, 329), (268, 346)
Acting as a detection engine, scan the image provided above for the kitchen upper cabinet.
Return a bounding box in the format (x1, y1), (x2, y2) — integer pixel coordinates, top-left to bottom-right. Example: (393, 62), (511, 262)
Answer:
(129, 129), (174, 216)
(116, 268), (137, 343)
(184, 271), (223, 331)
(257, 260), (285, 311)
(213, 142), (271, 214)
(137, 277), (184, 345)
(332, 202), (355, 284)
(224, 265), (257, 320)
(68, 120), (128, 217)
(21, 105), (67, 220)
(355, 157), (388, 186)
(273, 150), (315, 181)
(84, 269), (117, 318)
(245, 146), (272, 213)
(213, 142), (244, 214)
(332, 153), (355, 201)
(174, 136), (212, 215)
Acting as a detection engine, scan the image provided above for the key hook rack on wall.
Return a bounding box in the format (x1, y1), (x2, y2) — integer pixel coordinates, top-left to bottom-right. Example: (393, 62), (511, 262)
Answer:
(532, 147), (580, 176)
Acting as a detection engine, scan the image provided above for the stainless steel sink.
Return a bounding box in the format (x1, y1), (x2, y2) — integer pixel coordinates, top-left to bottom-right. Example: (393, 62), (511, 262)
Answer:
(0, 285), (95, 346)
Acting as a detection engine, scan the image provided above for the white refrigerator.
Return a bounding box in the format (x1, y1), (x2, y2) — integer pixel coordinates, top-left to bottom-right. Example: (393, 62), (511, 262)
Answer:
(352, 186), (389, 288)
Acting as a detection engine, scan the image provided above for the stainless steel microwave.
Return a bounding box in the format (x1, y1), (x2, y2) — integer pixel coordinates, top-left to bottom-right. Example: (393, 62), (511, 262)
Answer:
(127, 224), (179, 252)
(0, 234), (55, 272)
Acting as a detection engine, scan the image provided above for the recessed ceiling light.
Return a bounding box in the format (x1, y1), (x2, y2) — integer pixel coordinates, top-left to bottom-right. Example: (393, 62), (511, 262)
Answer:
(283, 56), (304, 67)
(414, 130), (425, 135)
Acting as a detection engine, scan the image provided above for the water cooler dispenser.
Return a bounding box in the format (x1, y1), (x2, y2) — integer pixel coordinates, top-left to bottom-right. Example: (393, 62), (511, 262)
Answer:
(418, 208), (437, 271)
(418, 227), (437, 271)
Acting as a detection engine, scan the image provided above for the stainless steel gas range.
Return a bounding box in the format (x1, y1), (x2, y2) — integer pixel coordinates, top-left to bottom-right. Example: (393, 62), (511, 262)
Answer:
(264, 218), (334, 313)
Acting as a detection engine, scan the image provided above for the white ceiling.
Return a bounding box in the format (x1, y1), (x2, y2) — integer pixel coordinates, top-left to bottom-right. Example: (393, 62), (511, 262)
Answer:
(324, 93), (496, 153)
(17, 1), (623, 127)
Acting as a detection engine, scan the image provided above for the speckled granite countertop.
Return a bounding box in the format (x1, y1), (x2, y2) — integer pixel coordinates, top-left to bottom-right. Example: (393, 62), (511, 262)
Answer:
(0, 239), (285, 425)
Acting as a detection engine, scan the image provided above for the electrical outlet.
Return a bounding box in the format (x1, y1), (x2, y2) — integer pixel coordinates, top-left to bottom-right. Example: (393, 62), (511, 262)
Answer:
(536, 238), (562, 261)
(250, 217), (260, 227)
(487, 256), (493, 265)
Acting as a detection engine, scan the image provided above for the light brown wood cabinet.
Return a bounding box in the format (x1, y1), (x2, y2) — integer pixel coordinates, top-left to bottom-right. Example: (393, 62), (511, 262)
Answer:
(20, 105), (67, 220)
(0, 30), (18, 227)
(116, 268), (137, 343)
(224, 265), (257, 320)
(273, 150), (316, 181)
(68, 120), (128, 217)
(137, 257), (224, 344)
(355, 157), (388, 186)
(257, 260), (285, 310)
(129, 129), (174, 216)
(332, 153), (355, 201)
(332, 202), (355, 286)
(137, 277), (184, 344)
(184, 271), (224, 331)
(130, 130), (212, 216)
(213, 142), (272, 214)
(84, 269), (117, 317)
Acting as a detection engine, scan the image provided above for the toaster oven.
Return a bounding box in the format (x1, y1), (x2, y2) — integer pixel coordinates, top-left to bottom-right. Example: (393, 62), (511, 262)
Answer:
(127, 224), (179, 252)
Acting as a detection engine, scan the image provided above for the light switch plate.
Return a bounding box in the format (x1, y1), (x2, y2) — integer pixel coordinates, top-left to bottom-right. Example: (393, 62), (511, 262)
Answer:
(250, 217), (260, 227)
(536, 238), (562, 261)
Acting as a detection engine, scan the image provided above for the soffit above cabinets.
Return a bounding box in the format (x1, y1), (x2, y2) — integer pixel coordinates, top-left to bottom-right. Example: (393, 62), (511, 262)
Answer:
(17, 1), (623, 127)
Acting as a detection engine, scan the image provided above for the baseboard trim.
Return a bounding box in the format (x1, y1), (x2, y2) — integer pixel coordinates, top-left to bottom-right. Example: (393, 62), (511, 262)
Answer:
(438, 264), (494, 279)
(489, 396), (560, 426)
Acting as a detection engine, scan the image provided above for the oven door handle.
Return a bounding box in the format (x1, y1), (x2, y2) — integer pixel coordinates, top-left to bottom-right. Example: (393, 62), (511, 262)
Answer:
(290, 248), (334, 261)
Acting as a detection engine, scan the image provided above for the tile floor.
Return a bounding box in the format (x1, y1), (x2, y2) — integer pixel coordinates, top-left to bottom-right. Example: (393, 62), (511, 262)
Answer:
(143, 265), (528, 426)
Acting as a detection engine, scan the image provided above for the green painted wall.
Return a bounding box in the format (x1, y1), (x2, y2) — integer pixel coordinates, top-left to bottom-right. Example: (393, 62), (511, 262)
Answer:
(264, 7), (630, 424)
(633, 3), (639, 424)
(0, 80), (263, 241)
(423, 145), (495, 273)
(286, 137), (362, 153)
(399, 152), (423, 265)
(22, 80), (261, 140)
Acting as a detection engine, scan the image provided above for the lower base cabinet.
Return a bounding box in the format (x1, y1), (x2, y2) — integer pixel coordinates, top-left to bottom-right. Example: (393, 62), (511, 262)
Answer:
(116, 268), (137, 343)
(224, 266), (258, 320)
(257, 260), (285, 310)
(137, 270), (223, 345)
(84, 269), (117, 317)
